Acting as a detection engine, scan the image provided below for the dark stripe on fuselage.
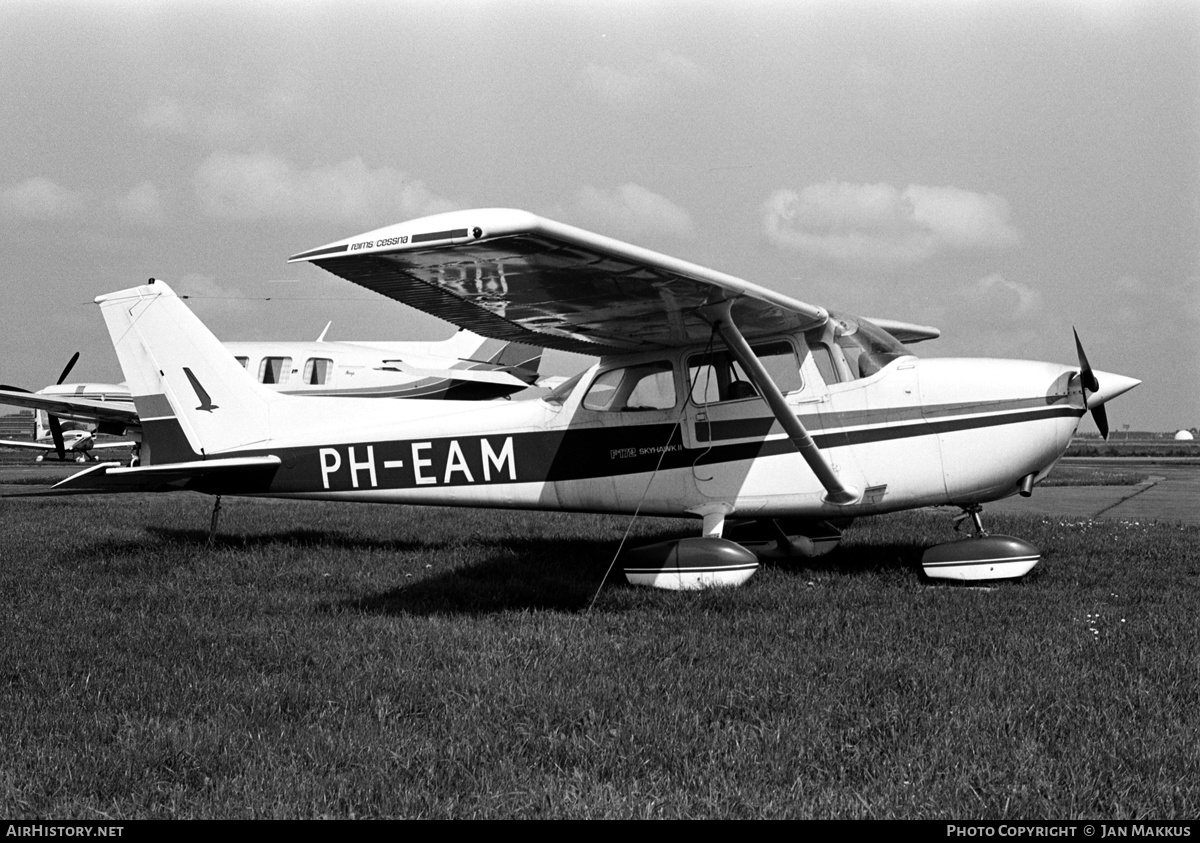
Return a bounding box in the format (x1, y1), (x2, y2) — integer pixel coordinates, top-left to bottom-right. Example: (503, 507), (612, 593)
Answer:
(695, 395), (1075, 444)
(183, 401), (1082, 496)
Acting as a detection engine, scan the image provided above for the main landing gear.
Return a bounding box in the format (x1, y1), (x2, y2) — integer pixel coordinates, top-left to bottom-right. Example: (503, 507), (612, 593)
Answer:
(620, 512), (846, 591)
(921, 504), (1041, 582)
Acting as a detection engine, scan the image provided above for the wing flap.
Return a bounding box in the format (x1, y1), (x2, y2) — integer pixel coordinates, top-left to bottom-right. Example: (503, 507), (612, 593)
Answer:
(290, 209), (828, 354)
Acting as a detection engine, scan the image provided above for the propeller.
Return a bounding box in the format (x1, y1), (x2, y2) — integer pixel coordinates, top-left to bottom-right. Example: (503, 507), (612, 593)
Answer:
(56, 352), (80, 385)
(1073, 329), (1109, 440)
(46, 351), (81, 460)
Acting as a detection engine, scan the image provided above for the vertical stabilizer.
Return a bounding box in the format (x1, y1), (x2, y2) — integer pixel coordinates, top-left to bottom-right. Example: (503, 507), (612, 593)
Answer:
(96, 282), (282, 463)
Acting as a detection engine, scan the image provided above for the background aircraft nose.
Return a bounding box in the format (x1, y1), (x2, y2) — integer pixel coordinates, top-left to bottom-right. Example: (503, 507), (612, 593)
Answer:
(1087, 371), (1140, 410)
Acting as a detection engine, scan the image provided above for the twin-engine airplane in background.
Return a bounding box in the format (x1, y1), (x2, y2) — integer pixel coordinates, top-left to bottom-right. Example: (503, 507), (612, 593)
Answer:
(30, 208), (1139, 586)
(0, 330), (542, 463)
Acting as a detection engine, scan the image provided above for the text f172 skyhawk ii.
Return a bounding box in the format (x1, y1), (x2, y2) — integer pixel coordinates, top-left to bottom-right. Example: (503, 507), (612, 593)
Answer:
(39, 209), (1138, 586)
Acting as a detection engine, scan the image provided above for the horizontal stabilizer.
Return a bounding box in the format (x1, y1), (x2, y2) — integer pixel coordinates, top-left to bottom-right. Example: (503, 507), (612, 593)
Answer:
(380, 360), (528, 387)
(21, 455), (284, 496)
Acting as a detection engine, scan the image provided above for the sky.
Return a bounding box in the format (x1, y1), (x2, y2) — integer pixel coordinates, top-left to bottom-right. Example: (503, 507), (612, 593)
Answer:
(1, 0), (1196, 432)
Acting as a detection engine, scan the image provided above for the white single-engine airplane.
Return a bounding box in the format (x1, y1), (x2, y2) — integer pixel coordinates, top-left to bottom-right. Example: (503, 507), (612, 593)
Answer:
(0, 425), (135, 463)
(0, 353), (136, 462)
(32, 209), (1139, 586)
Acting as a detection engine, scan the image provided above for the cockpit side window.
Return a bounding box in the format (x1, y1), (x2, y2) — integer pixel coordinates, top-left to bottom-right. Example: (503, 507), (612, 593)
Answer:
(687, 341), (802, 405)
(582, 362), (677, 412)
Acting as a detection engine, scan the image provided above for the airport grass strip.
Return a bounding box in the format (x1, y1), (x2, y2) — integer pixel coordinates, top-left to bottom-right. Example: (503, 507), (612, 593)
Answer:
(0, 495), (1196, 818)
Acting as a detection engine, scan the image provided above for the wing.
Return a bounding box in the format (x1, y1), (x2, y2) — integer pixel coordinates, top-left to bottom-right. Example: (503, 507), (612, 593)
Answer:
(0, 388), (140, 432)
(864, 317), (941, 344)
(289, 209), (828, 355)
(0, 439), (52, 452)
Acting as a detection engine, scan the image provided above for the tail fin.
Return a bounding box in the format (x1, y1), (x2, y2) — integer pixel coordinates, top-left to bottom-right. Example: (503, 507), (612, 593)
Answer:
(452, 330), (542, 384)
(487, 341), (542, 384)
(96, 281), (283, 464)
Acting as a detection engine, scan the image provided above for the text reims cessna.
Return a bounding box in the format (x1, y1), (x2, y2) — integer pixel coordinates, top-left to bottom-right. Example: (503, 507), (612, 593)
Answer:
(49, 209), (1138, 587)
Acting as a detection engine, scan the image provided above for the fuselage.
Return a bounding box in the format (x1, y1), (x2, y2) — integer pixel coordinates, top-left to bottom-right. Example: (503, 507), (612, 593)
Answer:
(173, 330), (1108, 523)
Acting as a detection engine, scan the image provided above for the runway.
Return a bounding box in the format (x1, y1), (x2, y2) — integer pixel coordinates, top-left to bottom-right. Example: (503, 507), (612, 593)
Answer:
(984, 459), (1200, 526)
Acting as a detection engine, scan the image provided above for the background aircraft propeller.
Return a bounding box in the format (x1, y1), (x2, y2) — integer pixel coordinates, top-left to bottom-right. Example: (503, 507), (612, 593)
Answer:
(1073, 329), (1109, 440)
(45, 351), (81, 460)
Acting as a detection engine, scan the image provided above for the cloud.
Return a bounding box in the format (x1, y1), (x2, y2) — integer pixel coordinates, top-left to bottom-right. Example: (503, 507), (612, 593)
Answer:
(972, 273), (1042, 315)
(137, 96), (246, 144)
(110, 181), (166, 228)
(581, 50), (704, 107)
(573, 183), (695, 239)
(0, 177), (86, 221)
(763, 181), (1021, 265)
(193, 152), (457, 224)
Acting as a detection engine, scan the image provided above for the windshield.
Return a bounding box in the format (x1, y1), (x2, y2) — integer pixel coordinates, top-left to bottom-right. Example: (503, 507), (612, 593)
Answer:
(829, 311), (912, 379)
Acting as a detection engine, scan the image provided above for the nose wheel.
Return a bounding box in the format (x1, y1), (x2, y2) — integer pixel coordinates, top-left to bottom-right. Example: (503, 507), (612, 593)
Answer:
(924, 504), (1040, 581)
(953, 504), (987, 536)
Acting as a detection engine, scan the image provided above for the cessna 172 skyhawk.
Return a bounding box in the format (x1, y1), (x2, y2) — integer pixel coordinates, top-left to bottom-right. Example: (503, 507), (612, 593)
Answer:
(38, 208), (1138, 586)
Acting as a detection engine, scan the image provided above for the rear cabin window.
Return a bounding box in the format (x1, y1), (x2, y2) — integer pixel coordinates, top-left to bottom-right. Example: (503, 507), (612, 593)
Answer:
(303, 358), (333, 385)
(234, 356), (249, 369)
(688, 341), (802, 405)
(258, 357), (292, 385)
(583, 362), (677, 412)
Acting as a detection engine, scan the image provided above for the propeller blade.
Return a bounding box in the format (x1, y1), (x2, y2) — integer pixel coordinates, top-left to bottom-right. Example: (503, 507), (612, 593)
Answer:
(1092, 403), (1110, 441)
(0, 384), (33, 393)
(1073, 329), (1115, 439)
(1072, 329), (1099, 394)
(48, 415), (67, 460)
(56, 352), (80, 386)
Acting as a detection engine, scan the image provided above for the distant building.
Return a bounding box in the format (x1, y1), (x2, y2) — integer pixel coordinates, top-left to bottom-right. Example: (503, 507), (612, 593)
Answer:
(1175, 430), (1195, 441)
(0, 410), (35, 440)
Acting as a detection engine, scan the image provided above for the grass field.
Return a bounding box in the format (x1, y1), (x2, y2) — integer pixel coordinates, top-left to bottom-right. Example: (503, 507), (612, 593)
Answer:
(0, 491), (1197, 819)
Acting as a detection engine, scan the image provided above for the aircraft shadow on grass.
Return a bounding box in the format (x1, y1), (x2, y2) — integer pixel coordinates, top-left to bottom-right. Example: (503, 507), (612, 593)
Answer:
(78, 524), (933, 613)
(334, 533), (929, 617)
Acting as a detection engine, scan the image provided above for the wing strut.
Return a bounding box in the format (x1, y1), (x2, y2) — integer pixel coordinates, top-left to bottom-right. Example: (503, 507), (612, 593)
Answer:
(705, 301), (861, 506)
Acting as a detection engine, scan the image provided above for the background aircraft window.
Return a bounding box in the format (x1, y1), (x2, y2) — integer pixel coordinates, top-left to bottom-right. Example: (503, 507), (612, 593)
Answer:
(688, 341), (802, 404)
(234, 356), (249, 369)
(258, 356), (292, 385)
(583, 362), (676, 412)
(303, 358), (333, 385)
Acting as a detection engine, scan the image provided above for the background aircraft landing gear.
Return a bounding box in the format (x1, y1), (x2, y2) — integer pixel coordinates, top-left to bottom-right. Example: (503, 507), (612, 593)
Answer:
(922, 505), (1041, 582)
